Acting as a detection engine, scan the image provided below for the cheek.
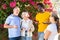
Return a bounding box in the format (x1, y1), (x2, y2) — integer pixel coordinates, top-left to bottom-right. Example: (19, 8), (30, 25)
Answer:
(50, 17), (54, 21)
(22, 15), (24, 18)
(15, 10), (19, 13)
(50, 17), (52, 21)
(22, 15), (26, 18)
(16, 11), (19, 13)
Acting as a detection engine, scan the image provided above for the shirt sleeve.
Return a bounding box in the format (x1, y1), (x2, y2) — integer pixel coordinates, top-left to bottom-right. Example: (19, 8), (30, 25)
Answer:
(5, 17), (11, 25)
(19, 18), (22, 23)
(30, 20), (35, 32)
(47, 24), (54, 32)
(36, 14), (39, 21)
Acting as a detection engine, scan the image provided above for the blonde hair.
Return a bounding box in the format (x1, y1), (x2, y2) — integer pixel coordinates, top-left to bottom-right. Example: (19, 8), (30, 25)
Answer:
(13, 7), (20, 12)
(21, 11), (29, 18)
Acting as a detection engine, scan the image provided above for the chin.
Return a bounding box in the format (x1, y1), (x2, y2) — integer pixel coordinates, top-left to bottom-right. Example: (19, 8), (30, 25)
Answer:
(15, 14), (18, 16)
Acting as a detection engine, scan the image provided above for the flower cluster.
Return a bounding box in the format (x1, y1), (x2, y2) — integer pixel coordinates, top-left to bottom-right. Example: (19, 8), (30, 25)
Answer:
(2, 4), (7, 9)
(28, 0), (36, 6)
(10, 1), (16, 8)
(44, 0), (53, 12)
(2, 0), (37, 10)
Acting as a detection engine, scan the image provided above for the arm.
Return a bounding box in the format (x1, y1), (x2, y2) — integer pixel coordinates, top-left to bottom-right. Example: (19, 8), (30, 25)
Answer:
(33, 14), (39, 24)
(4, 23), (17, 28)
(29, 20), (35, 32)
(4, 17), (17, 28)
(44, 30), (51, 40)
(31, 23), (35, 32)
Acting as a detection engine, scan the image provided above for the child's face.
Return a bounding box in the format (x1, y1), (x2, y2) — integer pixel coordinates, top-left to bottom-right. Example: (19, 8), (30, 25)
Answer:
(13, 8), (20, 16)
(22, 13), (29, 19)
(49, 16), (55, 23)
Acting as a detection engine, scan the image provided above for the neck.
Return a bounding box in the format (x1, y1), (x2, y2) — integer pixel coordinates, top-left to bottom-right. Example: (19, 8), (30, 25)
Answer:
(13, 14), (16, 16)
(51, 21), (56, 24)
(39, 10), (44, 13)
(13, 13), (18, 16)
(24, 18), (29, 20)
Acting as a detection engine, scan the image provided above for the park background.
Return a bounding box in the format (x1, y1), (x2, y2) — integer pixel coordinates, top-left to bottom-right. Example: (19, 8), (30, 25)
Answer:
(0, 0), (60, 40)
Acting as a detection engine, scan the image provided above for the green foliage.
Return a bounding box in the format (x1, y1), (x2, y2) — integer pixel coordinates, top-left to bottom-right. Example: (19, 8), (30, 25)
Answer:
(0, 0), (43, 24)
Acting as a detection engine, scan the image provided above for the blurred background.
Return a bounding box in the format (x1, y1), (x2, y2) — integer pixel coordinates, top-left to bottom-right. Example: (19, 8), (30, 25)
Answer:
(0, 0), (60, 40)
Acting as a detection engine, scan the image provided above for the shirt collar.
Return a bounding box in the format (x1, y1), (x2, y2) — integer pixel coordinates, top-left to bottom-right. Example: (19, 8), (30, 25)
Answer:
(11, 14), (18, 17)
(22, 19), (30, 22)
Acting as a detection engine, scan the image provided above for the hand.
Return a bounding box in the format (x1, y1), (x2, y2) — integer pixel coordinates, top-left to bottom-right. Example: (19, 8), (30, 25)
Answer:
(13, 25), (17, 28)
(35, 22), (38, 24)
(28, 29), (32, 32)
(21, 27), (26, 31)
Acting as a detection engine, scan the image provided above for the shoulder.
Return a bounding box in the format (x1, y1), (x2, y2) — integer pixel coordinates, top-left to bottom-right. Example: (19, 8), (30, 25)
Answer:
(18, 17), (21, 20)
(45, 11), (50, 15)
(7, 14), (14, 19)
(48, 24), (53, 27)
(6, 15), (12, 19)
(36, 13), (40, 16)
(47, 24), (54, 28)
(47, 24), (56, 30)
(5, 15), (12, 23)
(49, 24), (56, 27)
(29, 19), (33, 24)
(36, 13), (40, 18)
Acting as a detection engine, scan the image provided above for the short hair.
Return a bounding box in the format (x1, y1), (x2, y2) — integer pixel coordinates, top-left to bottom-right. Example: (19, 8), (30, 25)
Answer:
(37, 3), (45, 9)
(21, 11), (29, 18)
(13, 7), (20, 12)
(22, 11), (29, 16)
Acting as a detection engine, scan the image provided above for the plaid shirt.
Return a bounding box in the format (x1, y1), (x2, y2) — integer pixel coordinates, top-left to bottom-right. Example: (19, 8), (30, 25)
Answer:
(21, 19), (34, 37)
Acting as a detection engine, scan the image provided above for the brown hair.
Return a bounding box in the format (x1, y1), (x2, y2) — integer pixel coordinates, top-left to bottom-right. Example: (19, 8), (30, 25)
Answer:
(37, 3), (45, 9)
(51, 13), (59, 32)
